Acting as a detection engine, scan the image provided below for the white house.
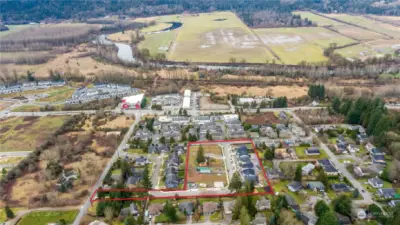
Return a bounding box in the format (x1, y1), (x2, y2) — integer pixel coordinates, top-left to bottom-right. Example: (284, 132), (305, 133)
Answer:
(302, 163), (315, 175)
(368, 177), (384, 188)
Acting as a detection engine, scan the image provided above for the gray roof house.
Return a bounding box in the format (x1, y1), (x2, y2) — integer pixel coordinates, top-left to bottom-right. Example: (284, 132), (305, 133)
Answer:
(300, 212), (318, 225)
(377, 188), (396, 199)
(368, 177), (384, 188)
(389, 200), (400, 208)
(223, 200), (235, 215)
(179, 202), (195, 215)
(255, 197), (271, 211)
(331, 183), (351, 192)
(119, 203), (139, 219)
(288, 181), (303, 192)
(252, 212), (267, 225)
(202, 202), (219, 215)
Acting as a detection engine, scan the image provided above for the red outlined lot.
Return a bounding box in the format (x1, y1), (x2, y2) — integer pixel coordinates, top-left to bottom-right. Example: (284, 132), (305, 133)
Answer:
(90, 139), (274, 204)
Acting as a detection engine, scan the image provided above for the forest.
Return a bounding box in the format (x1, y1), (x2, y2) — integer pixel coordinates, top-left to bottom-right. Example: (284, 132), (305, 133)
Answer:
(1, 0), (399, 25)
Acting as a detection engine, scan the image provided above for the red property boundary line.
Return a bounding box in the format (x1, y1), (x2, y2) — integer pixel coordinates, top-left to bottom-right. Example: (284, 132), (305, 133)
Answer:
(90, 139), (274, 204)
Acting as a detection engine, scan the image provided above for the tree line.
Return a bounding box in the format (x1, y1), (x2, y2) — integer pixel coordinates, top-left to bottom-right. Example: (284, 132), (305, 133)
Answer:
(308, 84), (325, 100)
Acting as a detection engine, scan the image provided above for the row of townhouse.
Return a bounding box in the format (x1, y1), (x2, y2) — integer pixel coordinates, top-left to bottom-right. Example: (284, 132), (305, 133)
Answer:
(0, 81), (65, 94)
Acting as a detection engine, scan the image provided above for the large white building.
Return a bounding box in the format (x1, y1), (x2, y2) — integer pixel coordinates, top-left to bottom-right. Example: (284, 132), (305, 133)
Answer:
(182, 89), (191, 109)
(121, 93), (144, 109)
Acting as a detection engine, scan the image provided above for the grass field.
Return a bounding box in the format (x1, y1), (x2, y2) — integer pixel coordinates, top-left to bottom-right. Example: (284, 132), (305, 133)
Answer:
(0, 24), (38, 38)
(0, 116), (67, 152)
(0, 207), (25, 223)
(187, 145), (227, 187)
(324, 13), (400, 38)
(0, 86), (75, 103)
(335, 39), (400, 60)
(168, 11), (275, 63)
(139, 31), (176, 56)
(295, 146), (328, 159)
(254, 27), (356, 64)
(329, 24), (386, 41)
(17, 210), (78, 225)
(11, 105), (43, 112)
(293, 11), (343, 26)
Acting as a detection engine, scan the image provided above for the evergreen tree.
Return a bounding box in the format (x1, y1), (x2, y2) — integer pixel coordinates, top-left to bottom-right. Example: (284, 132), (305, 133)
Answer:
(346, 109), (361, 124)
(141, 164), (152, 190)
(331, 97), (341, 114)
(264, 149), (274, 160)
(333, 195), (352, 217)
(294, 164), (302, 181)
(164, 201), (178, 222)
(318, 211), (339, 225)
(196, 145), (206, 163)
(228, 171), (242, 192)
(5, 206), (14, 219)
(239, 206), (251, 225)
(124, 215), (136, 225)
(314, 200), (330, 217)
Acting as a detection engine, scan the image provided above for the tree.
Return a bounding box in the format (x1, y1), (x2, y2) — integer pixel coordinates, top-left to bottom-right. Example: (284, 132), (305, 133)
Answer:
(160, 136), (166, 144)
(228, 171), (242, 192)
(331, 97), (341, 114)
(27, 70), (35, 82)
(104, 206), (114, 221)
(386, 204), (400, 225)
(318, 211), (339, 225)
(140, 97), (147, 108)
(196, 145), (205, 163)
(164, 201), (178, 222)
(314, 200), (330, 217)
(141, 164), (152, 190)
(264, 149), (274, 160)
(367, 203), (384, 222)
(58, 219), (67, 225)
(239, 206), (251, 225)
(317, 170), (329, 187)
(96, 201), (106, 216)
(5, 206), (14, 219)
(346, 109), (361, 124)
(124, 215), (136, 225)
(294, 164), (302, 181)
(333, 195), (352, 217)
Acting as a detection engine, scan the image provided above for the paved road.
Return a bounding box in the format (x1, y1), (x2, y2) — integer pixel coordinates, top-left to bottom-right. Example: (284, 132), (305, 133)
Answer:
(288, 110), (373, 205)
(72, 111), (142, 225)
(0, 151), (32, 157)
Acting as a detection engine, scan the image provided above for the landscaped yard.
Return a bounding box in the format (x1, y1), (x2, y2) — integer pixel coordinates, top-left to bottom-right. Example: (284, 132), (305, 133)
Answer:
(17, 210), (78, 225)
(295, 146), (328, 159)
(187, 144), (227, 187)
(0, 116), (68, 152)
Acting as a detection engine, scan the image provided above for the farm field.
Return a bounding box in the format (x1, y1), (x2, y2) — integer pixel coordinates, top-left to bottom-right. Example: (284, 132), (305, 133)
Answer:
(187, 145), (228, 187)
(368, 15), (400, 26)
(335, 39), (400, 60)
(17, 210), (78, 225)
(292, 11), (343, 26)
(329, 24), (386, 41)
(0, 24), (37, 38)
(168, 11), (276, 63)
(254, 27), (357, 64)
(0, 116), (68, 152)
(323, 13), (400, 38)
(203, 85), (308, 99)
(138, 31), (176, 56)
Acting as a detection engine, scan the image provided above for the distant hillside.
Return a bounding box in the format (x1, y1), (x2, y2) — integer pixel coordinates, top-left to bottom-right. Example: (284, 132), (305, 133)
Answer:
(0, 0), (399, 24)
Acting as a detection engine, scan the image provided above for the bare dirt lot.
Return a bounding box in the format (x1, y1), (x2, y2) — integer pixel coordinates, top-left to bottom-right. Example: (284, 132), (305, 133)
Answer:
(187, 145), (227, 187)
(0, 101), (13, 111)
(204, 85), (308, 99)
(243, 112), (281, 125)
(200, 96), (229, 110)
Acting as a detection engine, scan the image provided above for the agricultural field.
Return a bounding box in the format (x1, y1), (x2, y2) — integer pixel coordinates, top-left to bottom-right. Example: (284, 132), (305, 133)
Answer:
(254, 27), (357, 64)
(0, 116), (68, 152)
(168, 11), (276, 63)
(335, 39), (400, 60)
(323, 13), (400, 38)
(17, 210), (78, 225)
(292, 11), (343, 26)
(0, 24), (37, 38)
(368, 15), (400, 26)
(138, 31), (176, 56)
(187, 145), (228, 187)
(203, 85), (308, 99)
(329, 24), (386, 41)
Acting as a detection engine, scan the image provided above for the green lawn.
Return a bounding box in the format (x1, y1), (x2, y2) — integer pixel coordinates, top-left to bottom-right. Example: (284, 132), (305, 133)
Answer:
(292, 11), (343, 26)
(37, 87), (75, 103)
(272, 180), (306, 204)
(295, 146), (328, 159)
(126, 148), (146, 154)
(17, 210), (78, 225)
(210, 211), (222, 221)
(111, 169), (121, 175)
(0, 207), (25, 223)
(139, 31), (176, 56)
(11, 105), (42, 112)
(155, 213), (169, 223)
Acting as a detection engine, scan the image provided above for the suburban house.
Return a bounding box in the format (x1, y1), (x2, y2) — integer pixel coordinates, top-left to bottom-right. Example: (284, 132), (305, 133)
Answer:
(336, 213), (351, 225)
(335, 143), (347, 154)
(148, 203), (164, 217)
(354, 166), (370, 177)
(318, 159), (338, 175)
(288, 181), (303, 192)
(165, 151), (180, 189)
(223, 200), (235, 215)
(377, 188), (396, 199)
(299, 212), (318, 225)
(179, 202), (195, 216)
(126, 168), (144, 186)
(134, 156), (151, 166)
(252, 212), (267, 225)
(305, 148), (320, 156)
(255, 197), (271, 211)
(365, 142), (376, 152)
(337, 135), (347, 145)
(368, 177), (384, 188)
(302, 163), (316, 175)
(266, 168), (284, 180)
(119, 203), (139, 219)
(357, 134), (368, 144)
(260, 126), (278, 138)
(285, 194), (300, 211)
(389, 200), (400, 208)
(307, 181), (325, 192)
(371, 154), (386, 165)
(347, 144), (359, 153)
(202, 202), (219, 215)
(331, 183), (351, 192)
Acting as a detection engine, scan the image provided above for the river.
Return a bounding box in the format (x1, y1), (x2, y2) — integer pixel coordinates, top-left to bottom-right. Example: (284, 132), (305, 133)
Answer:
(95, 35), (137, 63)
